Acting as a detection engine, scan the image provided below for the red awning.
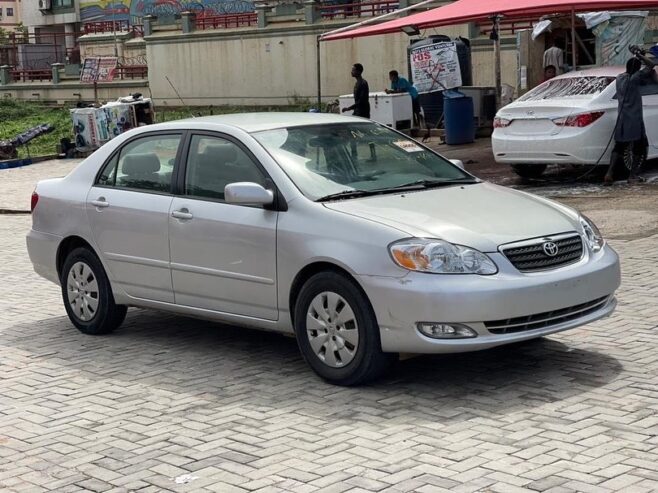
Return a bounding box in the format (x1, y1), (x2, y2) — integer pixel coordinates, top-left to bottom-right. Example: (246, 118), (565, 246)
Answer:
(321, 0), (658, 40)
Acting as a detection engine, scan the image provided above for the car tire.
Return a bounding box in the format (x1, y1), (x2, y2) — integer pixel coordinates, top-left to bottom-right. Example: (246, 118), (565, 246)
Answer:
(618, 145), (646, 178)
(511, 164), (547, 179)
(61, 247), (127, 335)
(294, 271), (395, 386)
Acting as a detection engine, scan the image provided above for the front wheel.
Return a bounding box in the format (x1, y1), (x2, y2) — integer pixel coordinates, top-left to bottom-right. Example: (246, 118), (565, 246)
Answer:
(294, 272), (395, 386)
(61, 247), (127, 335)
(511, 164), (547, 179)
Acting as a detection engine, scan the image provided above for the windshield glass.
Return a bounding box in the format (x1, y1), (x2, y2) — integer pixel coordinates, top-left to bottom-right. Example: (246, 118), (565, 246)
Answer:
(253, 123), (471, 200)
(518, 76), (615, 102)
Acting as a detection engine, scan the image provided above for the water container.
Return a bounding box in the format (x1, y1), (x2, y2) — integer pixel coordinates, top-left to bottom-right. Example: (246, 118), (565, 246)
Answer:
(443, 90), (475, 145)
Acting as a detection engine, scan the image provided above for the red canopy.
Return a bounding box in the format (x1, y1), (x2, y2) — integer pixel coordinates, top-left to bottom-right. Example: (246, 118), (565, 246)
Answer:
(321, 0), (658, 40)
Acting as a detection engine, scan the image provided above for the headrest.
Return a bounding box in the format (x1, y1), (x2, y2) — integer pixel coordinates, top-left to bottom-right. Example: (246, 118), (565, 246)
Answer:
(122, 153), (160, 175)
(202, 143), (238, 164)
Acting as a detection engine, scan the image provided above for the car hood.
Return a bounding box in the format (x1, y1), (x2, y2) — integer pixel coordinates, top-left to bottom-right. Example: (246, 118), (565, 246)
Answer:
(324, 182), (580, 252)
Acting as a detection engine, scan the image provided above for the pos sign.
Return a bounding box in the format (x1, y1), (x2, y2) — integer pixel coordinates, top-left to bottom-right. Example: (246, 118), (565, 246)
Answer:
(410, 42), (462, 94)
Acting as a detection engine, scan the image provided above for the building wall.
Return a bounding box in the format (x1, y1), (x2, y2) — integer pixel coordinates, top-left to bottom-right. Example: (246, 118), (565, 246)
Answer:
(144, 23), (516, 107)
(21, 0), (80, 30)
(0, 0), (22, 30)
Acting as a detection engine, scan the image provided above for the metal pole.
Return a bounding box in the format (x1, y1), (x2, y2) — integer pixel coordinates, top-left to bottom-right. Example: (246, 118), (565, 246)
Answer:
(493, 15), (502, 107)
(571, 7), (576, 71)
(316, 35), (322, 109)
(112, 6), (119, 59)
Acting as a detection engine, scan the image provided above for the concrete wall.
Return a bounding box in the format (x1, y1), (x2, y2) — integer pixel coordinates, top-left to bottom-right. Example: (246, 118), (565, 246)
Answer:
(145, 22), (470, 106)
(0, 79), (148, 104)
(21, 0), (80, 30)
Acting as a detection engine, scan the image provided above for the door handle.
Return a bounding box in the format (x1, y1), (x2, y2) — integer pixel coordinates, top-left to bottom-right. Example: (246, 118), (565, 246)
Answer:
(171, 209), (193, 220)
(91, 197), (109, 208)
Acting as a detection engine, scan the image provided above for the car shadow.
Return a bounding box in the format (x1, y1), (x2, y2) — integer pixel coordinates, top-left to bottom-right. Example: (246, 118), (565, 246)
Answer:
(5, 309), (623, 425)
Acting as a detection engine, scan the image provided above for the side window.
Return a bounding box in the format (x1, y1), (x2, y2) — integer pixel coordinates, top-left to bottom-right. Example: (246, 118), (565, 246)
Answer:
(185, 135), (267, 201)
(96, 134), (181, 192)
(640, 83), (658, 97)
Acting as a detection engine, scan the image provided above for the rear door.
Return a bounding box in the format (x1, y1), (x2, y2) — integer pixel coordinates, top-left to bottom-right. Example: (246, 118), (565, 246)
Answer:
(86, 132), (183, 302)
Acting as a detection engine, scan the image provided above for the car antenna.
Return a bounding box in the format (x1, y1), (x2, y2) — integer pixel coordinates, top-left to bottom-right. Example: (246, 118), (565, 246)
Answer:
(165, 76), (194, 118)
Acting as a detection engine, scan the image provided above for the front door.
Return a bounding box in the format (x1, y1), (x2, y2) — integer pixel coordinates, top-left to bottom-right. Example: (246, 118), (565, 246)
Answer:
(168, 133), (278, 320)
(86, 132), (183, 302)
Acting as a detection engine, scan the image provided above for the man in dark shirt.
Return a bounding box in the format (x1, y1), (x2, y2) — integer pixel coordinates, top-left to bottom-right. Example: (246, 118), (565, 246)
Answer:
(605, 45), (656, 185)
(342, 63), (370, 118)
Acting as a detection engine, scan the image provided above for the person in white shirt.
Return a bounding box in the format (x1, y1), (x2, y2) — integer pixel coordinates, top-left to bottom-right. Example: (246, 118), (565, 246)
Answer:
(544, 40), (564, 74)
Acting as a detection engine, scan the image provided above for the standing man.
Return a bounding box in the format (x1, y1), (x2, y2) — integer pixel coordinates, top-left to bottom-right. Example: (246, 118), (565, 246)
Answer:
(342, 63), (370, 119)
(604, 45), (656, 185)
(386, 70), (422, 126)
(543, 39), (564, 75)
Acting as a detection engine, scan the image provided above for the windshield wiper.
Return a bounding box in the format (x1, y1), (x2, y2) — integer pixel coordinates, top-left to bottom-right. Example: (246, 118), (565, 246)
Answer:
(376, 178), (479, 191)
(316, 189), (382, 202)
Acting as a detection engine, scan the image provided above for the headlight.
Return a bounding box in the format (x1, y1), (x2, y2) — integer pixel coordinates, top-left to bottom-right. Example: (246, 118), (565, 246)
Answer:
(389, 239), (498, 275)
(580, 215), (604, 252)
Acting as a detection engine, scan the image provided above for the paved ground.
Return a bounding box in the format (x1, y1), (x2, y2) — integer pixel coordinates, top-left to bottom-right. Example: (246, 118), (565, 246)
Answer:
(1, 154), (657, 493)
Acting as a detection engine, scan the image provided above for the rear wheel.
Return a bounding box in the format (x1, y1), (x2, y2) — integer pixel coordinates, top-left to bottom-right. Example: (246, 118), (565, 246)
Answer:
(294, 272), (395, 386)
(61, 247), (127, 335)
(511, 164), (547, 179)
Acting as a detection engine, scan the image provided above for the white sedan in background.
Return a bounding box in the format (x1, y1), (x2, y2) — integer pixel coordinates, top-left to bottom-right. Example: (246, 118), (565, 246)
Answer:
(493, 67), (658, 179)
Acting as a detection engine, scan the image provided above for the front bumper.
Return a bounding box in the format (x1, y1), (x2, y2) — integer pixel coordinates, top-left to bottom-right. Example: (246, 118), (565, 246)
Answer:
(361, 244), (620, 353)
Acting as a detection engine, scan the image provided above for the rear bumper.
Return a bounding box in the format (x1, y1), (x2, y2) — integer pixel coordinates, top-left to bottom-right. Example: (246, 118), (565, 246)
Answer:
(492, 132), (610, 165)
(26, 229), (62, 285)
(360, 244), (621, 354)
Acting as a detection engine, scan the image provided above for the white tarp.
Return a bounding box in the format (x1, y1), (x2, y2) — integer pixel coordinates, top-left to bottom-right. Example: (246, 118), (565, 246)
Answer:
(585, 11), (649, 66)
(532, 20), (553, 41)
(410, 42), (462, 93)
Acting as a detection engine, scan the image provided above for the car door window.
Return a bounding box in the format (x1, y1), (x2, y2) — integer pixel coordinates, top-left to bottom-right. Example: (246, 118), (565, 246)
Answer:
(97, 134), (181, 193)
(185, 135), (267, 201)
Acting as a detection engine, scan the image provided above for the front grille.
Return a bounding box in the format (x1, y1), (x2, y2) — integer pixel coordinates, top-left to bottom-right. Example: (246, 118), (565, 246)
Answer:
(501, 233), (584, 272)
(485, 296), (610, 334)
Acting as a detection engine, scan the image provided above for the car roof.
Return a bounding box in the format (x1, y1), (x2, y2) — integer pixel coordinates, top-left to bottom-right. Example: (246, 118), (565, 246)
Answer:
(171, 112), (365, 133)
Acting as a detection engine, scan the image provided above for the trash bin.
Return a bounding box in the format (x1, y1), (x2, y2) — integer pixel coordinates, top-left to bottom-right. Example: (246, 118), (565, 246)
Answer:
(443, 90), (475, 145)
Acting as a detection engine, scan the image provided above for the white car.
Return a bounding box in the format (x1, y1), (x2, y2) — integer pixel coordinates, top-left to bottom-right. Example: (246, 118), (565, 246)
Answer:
(27, 113), (620, 385)
(492, 67), (658, 179)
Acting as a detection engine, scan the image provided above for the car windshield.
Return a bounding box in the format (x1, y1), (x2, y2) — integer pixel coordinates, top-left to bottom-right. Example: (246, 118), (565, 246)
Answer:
(517, 76), (615, 101)
(253, 123), (473, 201)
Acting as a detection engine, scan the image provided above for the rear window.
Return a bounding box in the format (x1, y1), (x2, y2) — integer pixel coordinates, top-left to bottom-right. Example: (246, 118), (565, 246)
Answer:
(518, 76), (615, 101)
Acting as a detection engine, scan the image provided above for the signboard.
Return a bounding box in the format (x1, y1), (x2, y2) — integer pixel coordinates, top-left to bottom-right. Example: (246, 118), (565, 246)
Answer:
(80, 56), (118, 83)
(410, 42), (462, 93)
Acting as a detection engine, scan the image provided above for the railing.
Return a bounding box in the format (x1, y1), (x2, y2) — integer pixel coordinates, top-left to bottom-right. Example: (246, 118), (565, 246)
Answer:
(196, 13), (258, 30)
(319, 0), (399, 20)
(10, 69), (53, 83)
(83, 21), (145, 38)
(116, 65), (148, 80)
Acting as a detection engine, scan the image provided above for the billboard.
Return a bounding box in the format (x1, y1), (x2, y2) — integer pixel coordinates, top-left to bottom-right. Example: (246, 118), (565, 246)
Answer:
(410, 42), (462, 94)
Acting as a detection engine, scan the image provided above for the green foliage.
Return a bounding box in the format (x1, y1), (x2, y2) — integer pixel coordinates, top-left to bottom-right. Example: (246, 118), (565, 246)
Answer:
(0, 100), (327, 158)
(0, 100), (71, 158)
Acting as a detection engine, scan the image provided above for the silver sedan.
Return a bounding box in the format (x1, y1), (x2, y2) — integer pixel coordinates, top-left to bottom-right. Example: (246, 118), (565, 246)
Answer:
(27, 113), (621, 385)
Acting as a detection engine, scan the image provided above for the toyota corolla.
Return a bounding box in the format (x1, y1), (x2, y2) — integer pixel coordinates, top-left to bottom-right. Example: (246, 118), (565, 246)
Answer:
(27, 113), (621, 385)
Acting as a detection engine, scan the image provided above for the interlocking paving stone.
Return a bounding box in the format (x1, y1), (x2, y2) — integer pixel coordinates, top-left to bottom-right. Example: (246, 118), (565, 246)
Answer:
(1, 162), (658, 492)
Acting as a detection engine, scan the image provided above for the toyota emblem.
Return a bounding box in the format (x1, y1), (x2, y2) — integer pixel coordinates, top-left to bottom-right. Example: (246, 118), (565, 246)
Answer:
(543, 241), (559, 257)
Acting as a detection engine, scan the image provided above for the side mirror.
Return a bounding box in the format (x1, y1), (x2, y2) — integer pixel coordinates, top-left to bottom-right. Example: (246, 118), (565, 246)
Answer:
(450, 159), (465, 170)
(225, 182), (274, 206)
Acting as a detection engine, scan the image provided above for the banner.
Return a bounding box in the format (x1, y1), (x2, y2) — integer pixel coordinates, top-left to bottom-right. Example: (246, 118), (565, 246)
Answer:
(80, 56), (118, 83)
(410, 42), (462, 93)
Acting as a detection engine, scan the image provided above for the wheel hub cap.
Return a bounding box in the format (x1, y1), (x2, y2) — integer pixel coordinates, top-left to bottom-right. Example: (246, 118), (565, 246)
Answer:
(306, 291), (359, 368)
(66, 261), (99, 322)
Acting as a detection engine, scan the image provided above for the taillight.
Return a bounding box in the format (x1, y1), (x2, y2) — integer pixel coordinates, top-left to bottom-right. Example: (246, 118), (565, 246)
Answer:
(494, 117), (511, 128)
(552, 111), (604, 127)
(31, 191), (39, 213)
